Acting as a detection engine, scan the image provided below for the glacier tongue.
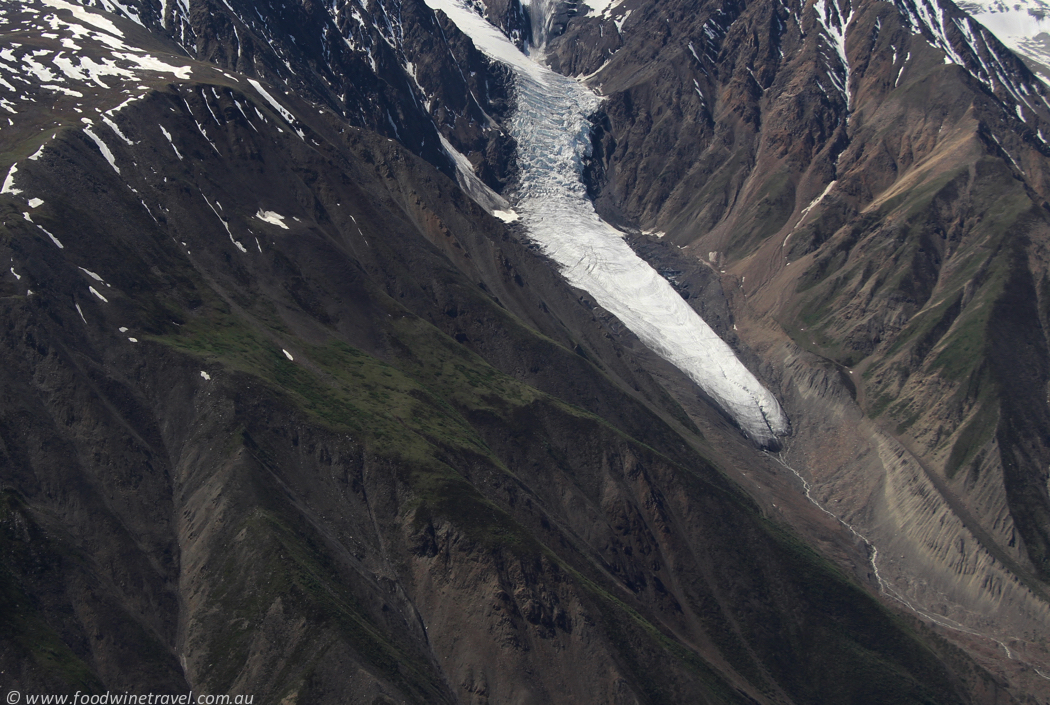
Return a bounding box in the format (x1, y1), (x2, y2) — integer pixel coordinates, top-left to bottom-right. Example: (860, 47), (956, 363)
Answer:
(423, 0), (789, 445)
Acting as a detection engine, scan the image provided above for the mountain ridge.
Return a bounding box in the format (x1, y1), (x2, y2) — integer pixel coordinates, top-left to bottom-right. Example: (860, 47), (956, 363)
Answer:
(0, 0), (1049, 700)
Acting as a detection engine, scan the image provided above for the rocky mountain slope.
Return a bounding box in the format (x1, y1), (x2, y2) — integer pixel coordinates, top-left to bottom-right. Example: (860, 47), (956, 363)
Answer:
(957, 0), (1050, 81)
(542, 0), (1050, 694)
(1, 0), (1050, 701)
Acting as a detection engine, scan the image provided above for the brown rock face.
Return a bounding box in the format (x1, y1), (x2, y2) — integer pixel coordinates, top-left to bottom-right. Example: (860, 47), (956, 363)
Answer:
(541, 0), (1050, 691)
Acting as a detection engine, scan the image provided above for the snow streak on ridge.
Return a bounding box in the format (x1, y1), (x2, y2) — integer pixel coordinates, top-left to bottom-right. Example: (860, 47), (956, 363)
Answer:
(894, 0), (1050, 122)
(814, 0), (855, 111)
(423, 0), (789, 444)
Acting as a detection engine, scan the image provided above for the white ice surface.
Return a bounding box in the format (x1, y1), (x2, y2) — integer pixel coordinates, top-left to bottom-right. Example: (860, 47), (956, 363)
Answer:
(423, 0), (545, 79)
(972, 7), (1050, 38)
(423, 0), (789, 444)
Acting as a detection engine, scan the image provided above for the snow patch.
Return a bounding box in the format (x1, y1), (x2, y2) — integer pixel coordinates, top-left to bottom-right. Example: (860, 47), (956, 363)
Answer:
(282, 349), (294, 361)
(38, 225), (63, 248)
(439, 133), (513, 215)
(41, 0), (124, 37)
(255, 209), (289, 229)
(798, 180), (837, 224)
(83, 126), (120, 174)
(203, 195), (247, 253)
(814, 0), (855, 110)
(79, 267), (105, 283)
(102, 115), (133, 145)
(51, 53), (134, 86)
(1, 163), (21, 194)
(580, 0), (619, 15)
(113, 52), (191, 79)
(159, 125), (182, 159)
(246, 79), (304, 139)
(27, 197), (43, 208)
(41, 84), (84, 97)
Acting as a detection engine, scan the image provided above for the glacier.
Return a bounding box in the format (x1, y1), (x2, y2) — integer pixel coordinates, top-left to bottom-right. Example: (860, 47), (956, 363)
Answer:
(423, 0), (789, 445)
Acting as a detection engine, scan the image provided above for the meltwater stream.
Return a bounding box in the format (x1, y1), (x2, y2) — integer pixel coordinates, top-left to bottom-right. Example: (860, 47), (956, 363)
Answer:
(423, 0), (789, 444)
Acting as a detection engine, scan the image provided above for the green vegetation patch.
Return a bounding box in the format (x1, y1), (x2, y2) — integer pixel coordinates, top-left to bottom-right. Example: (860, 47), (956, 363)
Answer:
(155, 292), (559, 554)
(928, 280), (1000, 382)
(157, 301), (491, 464)
(732, 170), (796, 258)
(407, 465), (543, 555)
(945, 384), (999, 480)
(885, 293), (961, 360)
